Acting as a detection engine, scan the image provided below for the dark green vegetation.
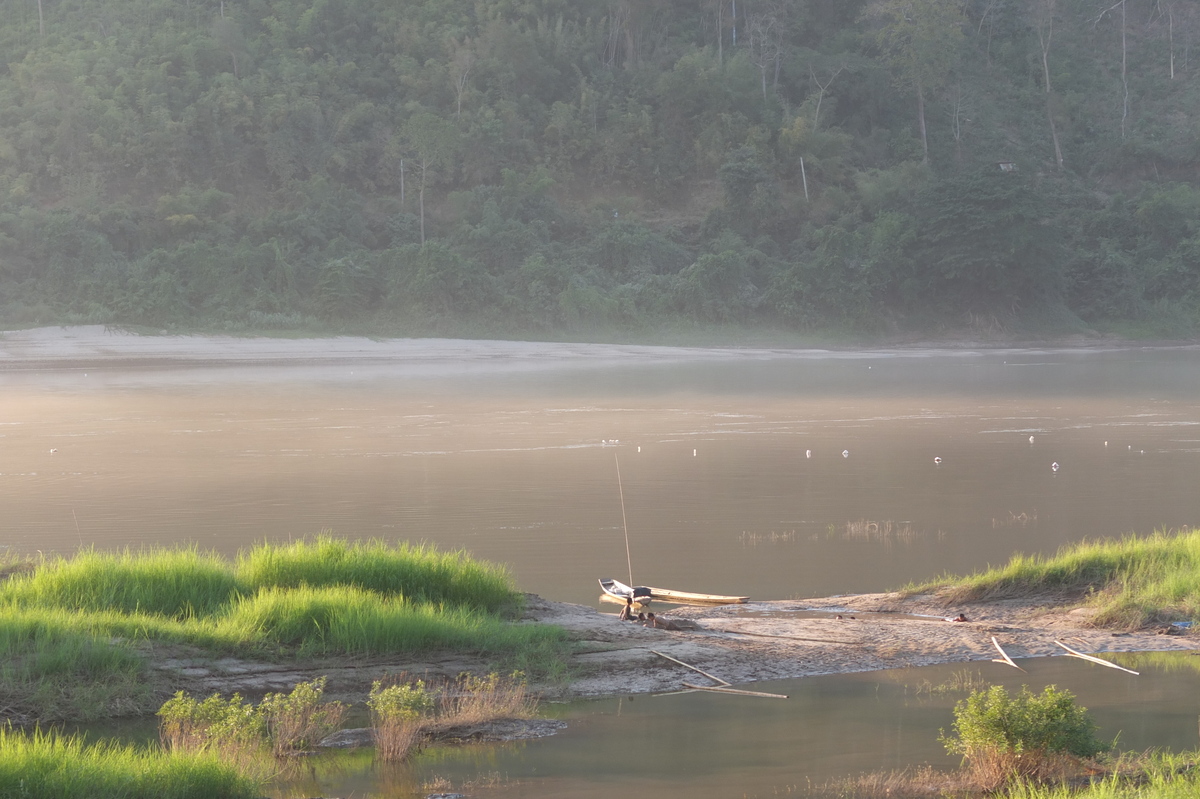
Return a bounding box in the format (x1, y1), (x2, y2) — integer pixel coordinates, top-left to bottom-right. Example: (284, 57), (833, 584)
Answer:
(0, 538), (571, 724)
(0, 727), (263, 799)
(832, 683), (1200, 798)
(942, 684), (1106, 788)
(908, 528), (1200, 629)
(2, 0), (1200, 339)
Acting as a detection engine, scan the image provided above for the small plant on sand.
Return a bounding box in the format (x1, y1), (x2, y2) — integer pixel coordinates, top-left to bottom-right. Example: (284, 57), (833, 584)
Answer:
(940, 684), (1107, 789)
(258, 676), (346, 756)
(368, 677), (435, 761)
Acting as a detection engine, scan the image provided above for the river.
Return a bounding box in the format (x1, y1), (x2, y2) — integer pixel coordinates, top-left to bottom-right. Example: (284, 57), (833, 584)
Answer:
(4, 335), (1200, 796)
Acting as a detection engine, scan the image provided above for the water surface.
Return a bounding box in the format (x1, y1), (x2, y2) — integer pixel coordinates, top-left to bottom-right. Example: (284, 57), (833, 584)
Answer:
(7, 343), (1200, 796)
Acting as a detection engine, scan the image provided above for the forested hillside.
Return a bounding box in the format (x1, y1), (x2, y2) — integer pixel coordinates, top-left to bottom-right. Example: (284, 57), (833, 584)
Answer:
(1, 0), (1199, 340)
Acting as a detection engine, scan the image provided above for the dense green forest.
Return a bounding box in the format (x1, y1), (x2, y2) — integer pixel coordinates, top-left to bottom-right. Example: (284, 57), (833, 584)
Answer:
(2, 0), (1199, 340)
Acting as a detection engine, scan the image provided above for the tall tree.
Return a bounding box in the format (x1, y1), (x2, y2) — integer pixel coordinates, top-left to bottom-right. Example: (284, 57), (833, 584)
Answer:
(402, 113), (461, 246)
(1031, 0), (1065, 169)
(863, 0), (966, 162)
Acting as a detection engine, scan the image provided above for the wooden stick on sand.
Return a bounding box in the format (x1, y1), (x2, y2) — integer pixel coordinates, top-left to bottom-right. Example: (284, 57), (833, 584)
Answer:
(991, 636), (1027, 672)
(650, 649), (731, 685)
(1054, 640), (1140, 675)
(682, 682), (789, 699)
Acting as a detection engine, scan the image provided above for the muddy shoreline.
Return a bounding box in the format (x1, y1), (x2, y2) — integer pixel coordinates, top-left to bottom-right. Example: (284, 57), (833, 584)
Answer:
(152, 592), (1198, 707)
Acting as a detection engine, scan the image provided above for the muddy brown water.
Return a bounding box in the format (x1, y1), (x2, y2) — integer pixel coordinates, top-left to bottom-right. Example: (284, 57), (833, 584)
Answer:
(7, 342), (1200, 795)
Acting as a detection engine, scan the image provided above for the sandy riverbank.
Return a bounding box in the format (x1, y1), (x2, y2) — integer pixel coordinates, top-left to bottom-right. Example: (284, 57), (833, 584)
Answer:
(0, 325), (1179, 373)
(153, 592), (1197, 705)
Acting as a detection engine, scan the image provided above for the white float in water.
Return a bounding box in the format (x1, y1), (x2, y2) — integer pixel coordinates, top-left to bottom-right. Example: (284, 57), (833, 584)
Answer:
(934, 456), (942, 464)
(1051, 462), (1060, 472)
(842, 450), (849, 458)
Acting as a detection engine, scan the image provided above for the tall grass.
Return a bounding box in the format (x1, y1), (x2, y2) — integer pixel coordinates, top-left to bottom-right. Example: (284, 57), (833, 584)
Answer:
(0, 547), (241, 618)
(0, 538), (570, 724)
(999, 750), (1200, 799)
(218, 584), (568, 658)
(236, 535), (521, 614)
(0, 727), (263, 799)
(0, 611), (152, 722)
(907, 528), (1200, 628)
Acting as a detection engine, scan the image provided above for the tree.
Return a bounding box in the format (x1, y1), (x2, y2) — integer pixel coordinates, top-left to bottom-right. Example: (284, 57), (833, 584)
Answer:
(747, 5), (786, 102)
(863, 0), (966, 162)
(401, 113), (461, 246)
(1031, 0), (1066, 169)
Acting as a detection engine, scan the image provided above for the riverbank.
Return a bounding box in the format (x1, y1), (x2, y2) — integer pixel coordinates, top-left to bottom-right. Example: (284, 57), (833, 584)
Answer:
(0, 325), (1190, 373)
(152, 591), (1197, 705)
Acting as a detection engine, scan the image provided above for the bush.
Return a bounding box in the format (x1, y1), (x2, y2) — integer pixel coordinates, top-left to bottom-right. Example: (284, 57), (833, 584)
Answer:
(941, 685), (1107, 787)
(258, 676), (346, 756)
(368, 677), (434, 761)
(159, 678), (344, 761)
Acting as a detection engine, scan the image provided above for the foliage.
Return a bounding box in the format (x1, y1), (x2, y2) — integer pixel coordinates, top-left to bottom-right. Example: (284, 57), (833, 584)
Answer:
(160, 678), (344, 761)
(258, 676), (347, 756)
(368, 677), (435, 762)
(942, 684), (1106, 786)
(1, 0), (1199, 336)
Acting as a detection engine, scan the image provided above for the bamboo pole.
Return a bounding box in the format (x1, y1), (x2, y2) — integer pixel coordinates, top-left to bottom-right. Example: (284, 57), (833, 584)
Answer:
(991, 636), (1027, 672)
(650, 649), (731, 685)
(1054, 640), (1140, 675)
(682, 682), (788, 699)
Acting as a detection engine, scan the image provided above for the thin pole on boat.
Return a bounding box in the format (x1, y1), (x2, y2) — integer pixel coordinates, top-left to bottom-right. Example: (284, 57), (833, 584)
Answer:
(615, 453), (634, 586)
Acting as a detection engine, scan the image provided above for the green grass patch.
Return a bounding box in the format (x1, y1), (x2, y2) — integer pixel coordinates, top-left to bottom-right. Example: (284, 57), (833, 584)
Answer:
(236, 535), (520, 615)
(0, 727), (263, 799)
(0, 538), (572, 725)
(1, 547), (241, 619)
(905, 528), (1200, 628)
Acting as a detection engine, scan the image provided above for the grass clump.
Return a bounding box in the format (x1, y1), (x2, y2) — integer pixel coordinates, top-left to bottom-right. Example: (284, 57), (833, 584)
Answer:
(906, 528), (1200, 628)
(0, 612), (152, 723)
(237, 535), (521, 615)
(0, 538), (572, 725)
(0, 727), (263, 799)
(216, 584), (568, 658)
(1, 547), (241, 619)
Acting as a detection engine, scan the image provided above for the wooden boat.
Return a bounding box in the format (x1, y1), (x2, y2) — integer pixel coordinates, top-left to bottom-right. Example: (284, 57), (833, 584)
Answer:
(598, 578), (748, 606)
(599, 578), (653, 606)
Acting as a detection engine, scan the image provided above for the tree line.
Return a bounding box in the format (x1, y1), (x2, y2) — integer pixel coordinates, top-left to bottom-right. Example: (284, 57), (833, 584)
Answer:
(1, 0), (1199, 339)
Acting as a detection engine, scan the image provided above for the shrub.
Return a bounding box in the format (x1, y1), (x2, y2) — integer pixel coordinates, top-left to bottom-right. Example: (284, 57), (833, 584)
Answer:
(368, 677), (434, 761)
(158, 691), (265, 756)
(258, 676), (346, 756)
(159, 678), (344, 761)
(941, 685), (1107, 788)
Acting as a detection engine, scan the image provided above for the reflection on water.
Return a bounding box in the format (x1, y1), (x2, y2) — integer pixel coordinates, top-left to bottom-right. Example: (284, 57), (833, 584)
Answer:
(8, 345), (1200, 795)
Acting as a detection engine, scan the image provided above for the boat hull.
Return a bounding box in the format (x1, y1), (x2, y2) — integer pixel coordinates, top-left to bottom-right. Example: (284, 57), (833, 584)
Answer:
(598, 578), (748, 606)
